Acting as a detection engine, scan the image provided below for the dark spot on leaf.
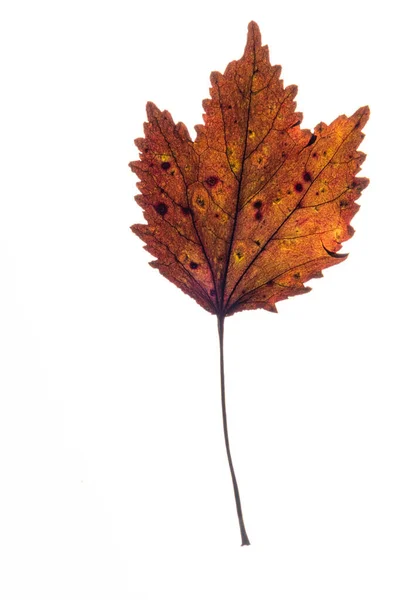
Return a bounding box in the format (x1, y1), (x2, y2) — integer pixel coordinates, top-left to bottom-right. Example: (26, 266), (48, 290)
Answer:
(295, 182), (303, 192)
(181, 206), (192, 215)
(340, 200), (349, 208)
(206, 176), (219, 187)
(312, 152), (318, 158)
(303, 172), (312, 183)
(228, 105), (232, 109)
(315, 191), (319, 196)
(144, 148), (149, 153)
(155, 202), (168, 216)
(196, 197), (205, 207)
(258, 158), (262, 164)
(210, 289), (216, 296)
(293, 272), (301, 279)
(255, 210), (262, 221)
(323, 151), (327, 157)
(161, 161), (171, 170)
(282, 151), (287, 158)
(253, 200), (262, 209)
(355, 120), (361, 129)
(189, 261), (199, 269)
(254, 240), (261, 246)
(306, 133), (317, 147)
(170, 170), (175, 176)
(214, 212), (219, 218)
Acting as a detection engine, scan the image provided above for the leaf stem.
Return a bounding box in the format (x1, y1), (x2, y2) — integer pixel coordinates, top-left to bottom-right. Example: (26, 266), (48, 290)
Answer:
(217, 314), (250, 546)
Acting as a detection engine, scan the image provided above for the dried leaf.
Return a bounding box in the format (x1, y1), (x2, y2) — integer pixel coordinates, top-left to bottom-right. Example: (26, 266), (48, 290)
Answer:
(129, 21), (369, 545)
(130, 21), (368, 318)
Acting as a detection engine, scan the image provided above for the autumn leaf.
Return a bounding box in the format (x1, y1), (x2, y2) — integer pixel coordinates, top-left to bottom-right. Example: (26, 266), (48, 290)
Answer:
(130, 21), (369, 546)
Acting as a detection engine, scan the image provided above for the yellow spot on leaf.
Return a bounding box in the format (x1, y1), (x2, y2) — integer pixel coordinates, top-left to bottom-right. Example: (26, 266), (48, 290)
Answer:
(334, 227), (343, 242)
(234, 246), (245, 262)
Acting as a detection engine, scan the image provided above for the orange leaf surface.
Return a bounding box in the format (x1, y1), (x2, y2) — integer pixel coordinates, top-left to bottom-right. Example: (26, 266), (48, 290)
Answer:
(129, 22), (369, 546)
(130, 21), (369, 318)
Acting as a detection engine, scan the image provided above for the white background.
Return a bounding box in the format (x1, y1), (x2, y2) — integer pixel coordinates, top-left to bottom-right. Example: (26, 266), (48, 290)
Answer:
(1, 0), (399, 598)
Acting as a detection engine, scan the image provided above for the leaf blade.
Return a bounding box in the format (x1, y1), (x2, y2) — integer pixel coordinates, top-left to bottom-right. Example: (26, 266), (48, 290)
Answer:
(131, 22), (369, 318)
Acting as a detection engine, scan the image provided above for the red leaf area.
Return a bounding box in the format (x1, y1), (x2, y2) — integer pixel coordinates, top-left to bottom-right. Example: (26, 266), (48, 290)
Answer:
(130, 21), (369, 317)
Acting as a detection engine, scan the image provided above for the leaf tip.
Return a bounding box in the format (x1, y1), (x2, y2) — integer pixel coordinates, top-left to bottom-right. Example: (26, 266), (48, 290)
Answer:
(149, 259), (159, 269)
(146, 101), (160, 120)
(246, 21), (262, 51)
(352, 105), (370, 130)
(358, 105), (370, 117)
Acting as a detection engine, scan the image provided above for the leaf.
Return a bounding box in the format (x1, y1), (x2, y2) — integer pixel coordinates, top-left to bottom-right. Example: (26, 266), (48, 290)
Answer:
(129, 21), (369, 546)
(130, 21), (368, 318)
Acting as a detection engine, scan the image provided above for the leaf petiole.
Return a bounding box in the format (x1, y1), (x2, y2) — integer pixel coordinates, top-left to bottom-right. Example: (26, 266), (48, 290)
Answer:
(217, 314), (250, 546)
